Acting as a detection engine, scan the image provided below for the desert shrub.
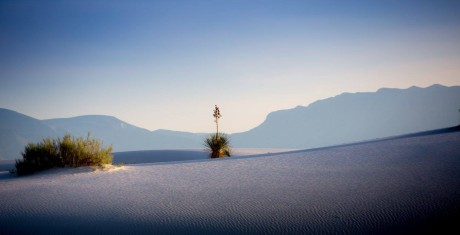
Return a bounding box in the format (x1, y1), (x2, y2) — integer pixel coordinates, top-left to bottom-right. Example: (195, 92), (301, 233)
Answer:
(204, 134), (231, 158)
(14, 159), (35, 176)
(58, 134), (112, 167)
(15, 134), (112, 176)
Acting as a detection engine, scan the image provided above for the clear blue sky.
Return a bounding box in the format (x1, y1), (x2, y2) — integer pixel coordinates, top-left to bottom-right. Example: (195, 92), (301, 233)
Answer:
(1, 0), (459, 133)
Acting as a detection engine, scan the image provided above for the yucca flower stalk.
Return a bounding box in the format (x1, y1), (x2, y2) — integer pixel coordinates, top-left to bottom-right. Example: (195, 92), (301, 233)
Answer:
(213, 105), (221, 138)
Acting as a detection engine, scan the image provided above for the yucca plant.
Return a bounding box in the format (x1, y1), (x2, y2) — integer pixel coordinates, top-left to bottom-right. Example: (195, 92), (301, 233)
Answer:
(204, 105), (231, 158)
(205, 133), (231, 158)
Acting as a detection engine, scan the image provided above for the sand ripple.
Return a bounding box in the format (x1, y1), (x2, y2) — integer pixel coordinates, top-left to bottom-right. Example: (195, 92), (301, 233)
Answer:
(1, 132), (460, 234)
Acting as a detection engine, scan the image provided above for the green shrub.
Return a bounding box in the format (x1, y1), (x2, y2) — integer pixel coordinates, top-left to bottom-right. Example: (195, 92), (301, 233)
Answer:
(15, 134), (112, 176)
(204, 134), (231, 158)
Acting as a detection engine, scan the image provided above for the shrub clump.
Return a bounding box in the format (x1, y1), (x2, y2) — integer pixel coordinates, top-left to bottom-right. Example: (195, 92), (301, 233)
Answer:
(15, 134), (112, 176)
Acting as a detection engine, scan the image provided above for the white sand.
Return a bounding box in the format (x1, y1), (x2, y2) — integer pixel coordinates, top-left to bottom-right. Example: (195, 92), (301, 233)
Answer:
(111, 148), (295, 165)
(0, 149), (294, 172)
(1, 132), (459, 234)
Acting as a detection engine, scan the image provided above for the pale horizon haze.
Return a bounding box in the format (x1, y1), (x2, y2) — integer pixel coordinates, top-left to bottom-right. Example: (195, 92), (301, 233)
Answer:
(1, 1), (460, 133)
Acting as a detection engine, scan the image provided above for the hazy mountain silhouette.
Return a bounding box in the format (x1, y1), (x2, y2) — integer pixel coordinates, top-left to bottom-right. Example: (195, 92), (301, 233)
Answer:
(0, 108), (57, 161)
(43, 116), (205, 153)
(232, 84), (460, 148)
(0, 112), (205, 160)
(0, 84), (459, 160)
(43, 115), (154, 151)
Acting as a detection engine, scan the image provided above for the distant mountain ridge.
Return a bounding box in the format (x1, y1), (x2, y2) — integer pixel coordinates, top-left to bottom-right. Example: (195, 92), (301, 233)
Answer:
(0, 109), (57, 161)
(232, 84), (460, 148)
(0, 111), (206, 160)
(43, 116), (206, 152)
(1, 84), (459, 160)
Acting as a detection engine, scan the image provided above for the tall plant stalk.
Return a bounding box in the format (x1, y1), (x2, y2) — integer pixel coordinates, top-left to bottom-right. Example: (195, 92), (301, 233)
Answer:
(213, 105), (222, 139)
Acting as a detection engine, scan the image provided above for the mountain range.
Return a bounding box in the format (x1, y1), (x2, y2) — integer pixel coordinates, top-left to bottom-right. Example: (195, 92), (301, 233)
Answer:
(232, 84), (460, 148)
(1, 84), (459, 160)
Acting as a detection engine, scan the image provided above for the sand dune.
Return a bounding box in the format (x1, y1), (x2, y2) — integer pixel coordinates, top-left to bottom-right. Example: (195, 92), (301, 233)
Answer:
(0, 149), (294, 172)
(112, 148), (295, 165)
(1, 131), (459, 234)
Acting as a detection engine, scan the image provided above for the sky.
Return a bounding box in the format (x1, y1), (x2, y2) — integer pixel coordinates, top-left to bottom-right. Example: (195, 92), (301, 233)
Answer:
(1, 0), (460, 133)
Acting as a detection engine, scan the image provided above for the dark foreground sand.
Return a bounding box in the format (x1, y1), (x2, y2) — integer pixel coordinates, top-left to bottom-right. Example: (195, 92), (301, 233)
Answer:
(1, 131), (459, 234)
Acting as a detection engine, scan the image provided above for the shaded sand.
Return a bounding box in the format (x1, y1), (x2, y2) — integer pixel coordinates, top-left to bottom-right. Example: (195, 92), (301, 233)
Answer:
(0, 149), (293, 172)
(1, 132), (460, 234)
(0, 160), (14, 172)
(112, 148), (295, 165)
